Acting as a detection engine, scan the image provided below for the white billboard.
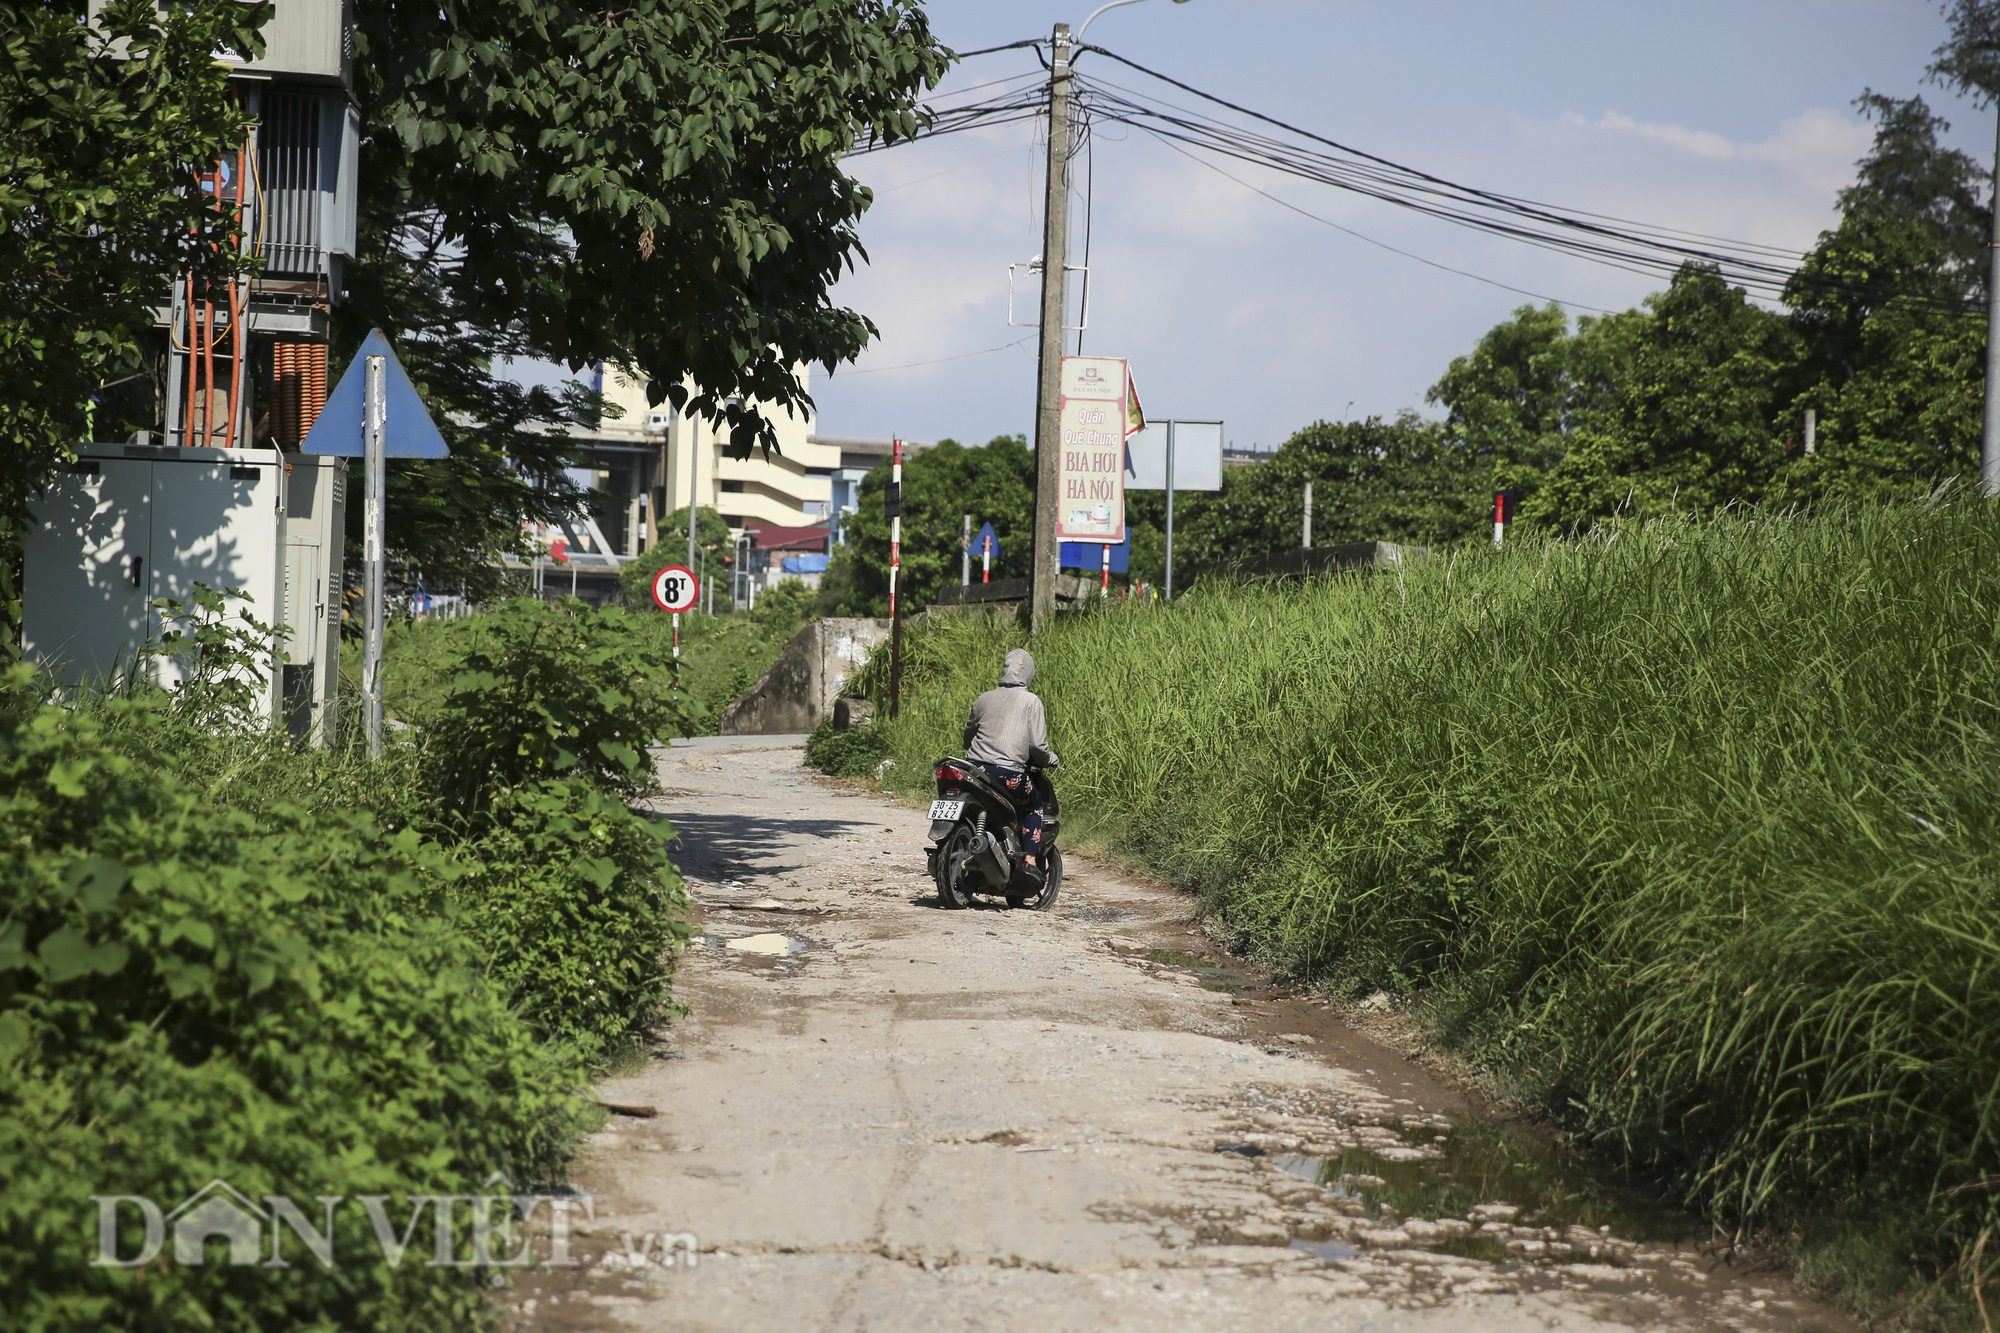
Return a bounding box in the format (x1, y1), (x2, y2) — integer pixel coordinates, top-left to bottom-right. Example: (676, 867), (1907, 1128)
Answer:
(1125, 420), (1223, 492)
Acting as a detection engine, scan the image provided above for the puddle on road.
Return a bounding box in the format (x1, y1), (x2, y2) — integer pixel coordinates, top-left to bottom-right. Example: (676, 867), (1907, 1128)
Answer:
(1113, 944), (1261, 995)
(1289, 1237), (1359, 1262)
(709, 933), (812, 959)
(1272, 1111), (1692, 1268)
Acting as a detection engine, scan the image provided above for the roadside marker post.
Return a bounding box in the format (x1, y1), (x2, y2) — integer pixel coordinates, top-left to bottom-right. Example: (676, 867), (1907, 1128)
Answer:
(651, 565), (699, 659)
(971, 521), (1001, 586)
(1492, 490), (1516, 549)
(888, 439), (904, 719)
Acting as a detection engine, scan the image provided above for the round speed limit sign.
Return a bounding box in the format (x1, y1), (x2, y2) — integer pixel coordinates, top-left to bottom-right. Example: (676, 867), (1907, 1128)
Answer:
(650, 565), (700, 613)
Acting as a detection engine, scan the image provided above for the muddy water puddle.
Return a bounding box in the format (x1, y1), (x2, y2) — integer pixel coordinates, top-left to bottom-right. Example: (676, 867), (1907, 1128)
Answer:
(1284, 1113), (1687, 1242)
(1108, 941), (1269, 996)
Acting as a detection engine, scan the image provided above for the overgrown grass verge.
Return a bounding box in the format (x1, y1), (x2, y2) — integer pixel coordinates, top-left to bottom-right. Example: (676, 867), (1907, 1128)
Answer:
(859, 498), (2000, 1326)
(4, 595), (696, 1329)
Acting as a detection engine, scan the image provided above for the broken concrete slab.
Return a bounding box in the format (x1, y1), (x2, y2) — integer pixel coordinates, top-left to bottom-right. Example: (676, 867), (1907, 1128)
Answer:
(719, 617), (889, 736)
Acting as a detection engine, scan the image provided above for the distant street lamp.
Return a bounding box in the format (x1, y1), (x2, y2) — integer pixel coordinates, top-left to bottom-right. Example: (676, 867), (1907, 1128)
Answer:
(1076, 0), (1192, 43)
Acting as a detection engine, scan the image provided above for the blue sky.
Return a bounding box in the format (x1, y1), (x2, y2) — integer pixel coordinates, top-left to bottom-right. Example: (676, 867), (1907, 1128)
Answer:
(503, 2), (1987, 453)
(803, 0), (1988, 452)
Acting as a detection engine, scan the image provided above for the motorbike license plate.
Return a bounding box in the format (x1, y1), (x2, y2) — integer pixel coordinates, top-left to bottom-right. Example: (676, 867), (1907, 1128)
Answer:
(927, 799), (965, 821)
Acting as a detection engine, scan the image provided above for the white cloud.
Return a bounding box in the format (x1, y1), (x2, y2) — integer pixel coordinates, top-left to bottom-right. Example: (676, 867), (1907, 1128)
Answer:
(1570, 107), (1874, 197)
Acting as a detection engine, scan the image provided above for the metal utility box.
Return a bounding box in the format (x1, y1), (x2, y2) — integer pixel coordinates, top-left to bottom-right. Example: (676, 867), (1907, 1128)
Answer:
(24, 446), (346, 743)
(239, 0), (355, 88)
(280, 452), (347, 740)
(89, 0), (354, 88)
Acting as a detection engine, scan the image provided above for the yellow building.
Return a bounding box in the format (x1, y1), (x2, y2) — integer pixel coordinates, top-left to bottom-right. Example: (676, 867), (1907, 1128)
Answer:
(589, 364), (837, 548)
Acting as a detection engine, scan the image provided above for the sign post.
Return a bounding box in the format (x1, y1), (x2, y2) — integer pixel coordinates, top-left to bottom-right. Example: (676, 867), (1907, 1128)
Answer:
(301, 328), (450, 757)
(361, 356), (386, 758)
(1125, 420), (1222, 601)
(651, 565), (700, 659)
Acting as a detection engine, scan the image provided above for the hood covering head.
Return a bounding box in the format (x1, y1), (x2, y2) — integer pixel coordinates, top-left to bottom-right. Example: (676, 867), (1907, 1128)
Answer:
(1000, 649), (1036, 688)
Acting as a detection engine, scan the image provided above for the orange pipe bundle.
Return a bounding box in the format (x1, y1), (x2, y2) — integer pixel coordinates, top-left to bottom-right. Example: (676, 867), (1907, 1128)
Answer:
(273, 341), (294, 445)
(301, 344), (327, 438)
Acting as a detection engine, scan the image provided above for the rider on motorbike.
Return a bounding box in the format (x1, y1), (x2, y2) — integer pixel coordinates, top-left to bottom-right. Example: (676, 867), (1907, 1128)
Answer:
(962, 648), (1059, 880)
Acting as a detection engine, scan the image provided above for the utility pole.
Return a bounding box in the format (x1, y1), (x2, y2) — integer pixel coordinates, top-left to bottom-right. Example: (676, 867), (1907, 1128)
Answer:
(1302, 480), (1313, 549)
(961, 513), (971, 586)
(1986, 101), (2000, 493)
(1029, 22), (1073, 632)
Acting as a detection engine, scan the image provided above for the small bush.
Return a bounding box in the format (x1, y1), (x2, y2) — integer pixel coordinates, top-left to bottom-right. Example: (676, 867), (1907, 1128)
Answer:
(453, 777), (692, 1062)
(425, 597), (701, 808)
(0, 687), (583, 1330)
(804, 718), (890, 777)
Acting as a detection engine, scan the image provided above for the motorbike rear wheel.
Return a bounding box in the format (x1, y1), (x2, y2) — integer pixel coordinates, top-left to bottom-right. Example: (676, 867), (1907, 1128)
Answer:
(1007, 846), (1062, 911)
(935, 825), (977, 910)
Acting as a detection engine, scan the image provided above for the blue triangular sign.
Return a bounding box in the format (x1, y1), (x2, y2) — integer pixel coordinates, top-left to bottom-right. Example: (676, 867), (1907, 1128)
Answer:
(972, 521), (1003, 565)
(299, 329), (450, 458)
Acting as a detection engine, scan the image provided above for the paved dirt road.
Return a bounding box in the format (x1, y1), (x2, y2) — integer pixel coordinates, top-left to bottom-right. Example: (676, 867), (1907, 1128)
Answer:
(512, 735), (1852, 1333)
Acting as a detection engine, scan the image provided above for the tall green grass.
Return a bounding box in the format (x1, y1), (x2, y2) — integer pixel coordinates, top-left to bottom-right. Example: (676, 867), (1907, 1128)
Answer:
(871, 499), (2000, 1320)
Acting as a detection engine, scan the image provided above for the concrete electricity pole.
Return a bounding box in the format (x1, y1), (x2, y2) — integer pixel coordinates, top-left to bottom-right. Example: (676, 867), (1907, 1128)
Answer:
(1029, 22), (1073, 633)
(1985, 107), (2000, 493)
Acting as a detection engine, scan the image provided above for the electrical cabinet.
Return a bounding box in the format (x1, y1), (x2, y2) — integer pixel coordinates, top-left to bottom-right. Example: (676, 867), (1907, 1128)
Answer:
(24, 446), (346, 744)
(280, 453), (347, 743)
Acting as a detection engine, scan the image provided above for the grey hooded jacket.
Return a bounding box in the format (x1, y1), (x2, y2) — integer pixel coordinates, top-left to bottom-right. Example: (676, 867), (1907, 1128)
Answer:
(963, 649), (1059, 770)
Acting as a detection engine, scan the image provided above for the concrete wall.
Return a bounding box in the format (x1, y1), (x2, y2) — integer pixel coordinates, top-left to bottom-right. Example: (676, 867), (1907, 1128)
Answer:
(718, 617), (891, 736)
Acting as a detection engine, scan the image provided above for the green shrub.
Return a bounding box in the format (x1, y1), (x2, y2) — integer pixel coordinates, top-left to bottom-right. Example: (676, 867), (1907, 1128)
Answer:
(873, 496), (2000, 1317)
(617, 507), (730, 609)
(425, 597), (701, 808)
(749, 578), (813, 635)
(804, 718), (890, 777)
(0, 686), (584, 1331)
(453, 778), (691, 1062)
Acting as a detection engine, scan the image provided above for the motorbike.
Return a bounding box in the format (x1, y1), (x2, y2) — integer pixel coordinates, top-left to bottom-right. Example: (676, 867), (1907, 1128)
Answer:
(924, 757), (1062, 910)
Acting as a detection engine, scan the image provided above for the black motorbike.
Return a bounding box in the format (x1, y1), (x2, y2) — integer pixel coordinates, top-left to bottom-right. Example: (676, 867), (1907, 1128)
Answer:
(924, 757), (1062, 910)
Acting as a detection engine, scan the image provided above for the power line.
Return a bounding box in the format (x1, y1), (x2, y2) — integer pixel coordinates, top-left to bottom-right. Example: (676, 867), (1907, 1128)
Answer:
(1142, 131), (1617, 314)
(850, 37), (1980, 319)
(1070, 48), (1981, 317)
(831, 337), (1034, 376)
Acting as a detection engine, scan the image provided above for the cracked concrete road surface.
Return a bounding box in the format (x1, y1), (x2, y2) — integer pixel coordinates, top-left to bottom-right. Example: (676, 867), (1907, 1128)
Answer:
(512, 735), (1854, 1333)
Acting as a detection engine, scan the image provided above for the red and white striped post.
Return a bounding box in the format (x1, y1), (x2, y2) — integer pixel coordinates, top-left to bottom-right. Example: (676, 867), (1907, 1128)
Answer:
(889, 438), (904, 720)
(981, 532), (991, 584)
(1100, 542), (1110, 597)
(1492, 492), (1506, 550)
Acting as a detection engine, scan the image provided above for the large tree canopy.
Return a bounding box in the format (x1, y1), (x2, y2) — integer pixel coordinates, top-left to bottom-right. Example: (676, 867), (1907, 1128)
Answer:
(339, 0), (949, 591)
(0, 0), (265, 523)
(355, 0), (948, 453)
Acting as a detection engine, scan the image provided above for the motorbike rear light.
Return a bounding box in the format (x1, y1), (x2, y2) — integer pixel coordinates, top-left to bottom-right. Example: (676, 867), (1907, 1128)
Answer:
(935, 762), (969, 783)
